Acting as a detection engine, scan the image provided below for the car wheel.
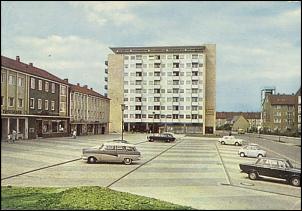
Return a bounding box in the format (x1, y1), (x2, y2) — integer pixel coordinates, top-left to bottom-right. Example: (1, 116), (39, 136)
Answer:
(235, 142), (239, 146)
(248, 171), (258, 180)
(149, 139), (154, 142)
(221, 141), (225, 145)
(88, 157), (96, 164)
(257, 154), (263, 158)
(290, 177), (300, 187)
(240, 152), (245, 157)
(124, 158), (132, 165)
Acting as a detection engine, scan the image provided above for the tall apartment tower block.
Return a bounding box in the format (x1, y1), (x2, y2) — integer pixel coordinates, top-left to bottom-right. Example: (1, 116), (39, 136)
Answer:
(106, 45), (216, 134)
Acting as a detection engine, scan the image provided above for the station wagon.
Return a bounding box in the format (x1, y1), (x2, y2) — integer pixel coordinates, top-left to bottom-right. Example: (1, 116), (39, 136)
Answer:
(82, 142), (141, 165)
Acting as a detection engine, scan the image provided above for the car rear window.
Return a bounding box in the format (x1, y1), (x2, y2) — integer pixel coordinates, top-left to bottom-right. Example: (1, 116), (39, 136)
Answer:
(126, 146), (136, 151)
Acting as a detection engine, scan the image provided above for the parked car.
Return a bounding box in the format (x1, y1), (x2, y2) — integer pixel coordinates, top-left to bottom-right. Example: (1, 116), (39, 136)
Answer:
(82, 142), (141, 165)
(147, 132), (176, 142)
(237, 129), (245, 134)
(239, 157), (301, 187)
(218, 136), (243, 146)
(238, 143), (267, 158)
(112, 139), (128, 144)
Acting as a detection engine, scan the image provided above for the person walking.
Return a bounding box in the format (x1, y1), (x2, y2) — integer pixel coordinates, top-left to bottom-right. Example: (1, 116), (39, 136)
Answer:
(72, 130), (77, 139)
(12, 130), (17, 143)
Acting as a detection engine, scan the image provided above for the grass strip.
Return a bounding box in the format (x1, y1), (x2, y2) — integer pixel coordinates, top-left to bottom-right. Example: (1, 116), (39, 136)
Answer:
(1, 186), (194, 210)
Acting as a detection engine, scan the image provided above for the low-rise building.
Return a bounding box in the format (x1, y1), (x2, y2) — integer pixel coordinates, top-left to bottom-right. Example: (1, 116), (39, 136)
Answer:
(69, 83), (110, 136)
(1, 55), (70, 140)
(230, 115), (250, 132)
(216, 112), (261, 131)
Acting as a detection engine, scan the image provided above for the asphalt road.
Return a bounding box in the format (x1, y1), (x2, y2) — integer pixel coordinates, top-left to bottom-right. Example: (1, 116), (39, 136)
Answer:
(237, 133), (301, 168)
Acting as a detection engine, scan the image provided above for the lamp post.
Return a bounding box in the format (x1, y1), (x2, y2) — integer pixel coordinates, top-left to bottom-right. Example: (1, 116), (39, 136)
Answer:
(121, 104), (125, 141)
(153, 111), (155, 136)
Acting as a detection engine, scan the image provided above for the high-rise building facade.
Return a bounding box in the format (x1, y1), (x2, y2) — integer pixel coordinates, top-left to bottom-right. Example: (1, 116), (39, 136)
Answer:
(106, 45), (216, 134)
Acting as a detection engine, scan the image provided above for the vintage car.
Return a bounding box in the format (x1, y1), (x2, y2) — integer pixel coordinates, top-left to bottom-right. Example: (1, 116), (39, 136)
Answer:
(239, 157), (301, 187)
(238, 143), (267, 158)
(218, 136), (243, 146)
(237, 129), (245, 134)
(147, 132), (176, 142)
(82, 142), (141, 165)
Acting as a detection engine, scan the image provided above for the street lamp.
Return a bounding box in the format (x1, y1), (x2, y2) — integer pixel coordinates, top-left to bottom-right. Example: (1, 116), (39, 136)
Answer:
(121, 104), (125, 141)
(153, 111), (155, 136)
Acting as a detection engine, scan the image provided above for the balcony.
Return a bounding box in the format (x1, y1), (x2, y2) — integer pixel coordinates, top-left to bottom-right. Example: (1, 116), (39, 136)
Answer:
(105, 61), (108, 66)
(105, 68), (108, 74)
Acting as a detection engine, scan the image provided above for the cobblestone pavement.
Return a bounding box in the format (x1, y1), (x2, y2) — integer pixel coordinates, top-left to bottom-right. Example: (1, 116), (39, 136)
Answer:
(1, 133), (301, 210)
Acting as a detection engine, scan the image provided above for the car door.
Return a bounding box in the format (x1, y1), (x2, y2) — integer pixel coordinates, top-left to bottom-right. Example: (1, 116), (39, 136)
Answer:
(102, 145), (118, 162)
(276, 160), (288, 179)
(256, 159), (271, 176)
(246, 146), (254, 157)
(266, 159), (280, 178)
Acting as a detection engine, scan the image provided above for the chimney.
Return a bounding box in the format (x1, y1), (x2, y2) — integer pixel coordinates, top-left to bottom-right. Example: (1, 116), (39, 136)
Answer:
(83, 85), (88, 89)
(64, 78), (68, 83)
(90, 88), (93, 91)
(16, 56), (20, 62)
(29, 63), (33, 67)
(77, 83), (80, 86)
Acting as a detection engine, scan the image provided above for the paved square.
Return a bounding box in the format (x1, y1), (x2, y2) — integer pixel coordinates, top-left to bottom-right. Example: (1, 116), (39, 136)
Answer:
(1, 133), (301, 210)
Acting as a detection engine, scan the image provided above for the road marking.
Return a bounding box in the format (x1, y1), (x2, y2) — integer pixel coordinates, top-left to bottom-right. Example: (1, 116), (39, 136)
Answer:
(214, 143), (232, 185)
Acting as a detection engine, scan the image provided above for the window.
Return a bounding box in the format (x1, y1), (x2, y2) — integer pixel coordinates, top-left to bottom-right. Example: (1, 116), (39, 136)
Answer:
(38, 80), (43, 90)
(18, 77), (24, 87)
(30, 98), (34, 109)
(18, 98), (23, 108)
(9, 75), (16, 85)
(1, 73), (6, 83)
(58, 121), (66, 132)
(51, 101), (55, 110)
(1, 96), (4, 106)
(61, 86), (66, 95)
(45, 82), (49, 92)
(52, 83), (55, 93)
(31, 78), (35, 89)
(43, 121), (50, 133)
(45, 100), (49, 110)
(8, 97), (14, 107)
(38, 99), (42, 109)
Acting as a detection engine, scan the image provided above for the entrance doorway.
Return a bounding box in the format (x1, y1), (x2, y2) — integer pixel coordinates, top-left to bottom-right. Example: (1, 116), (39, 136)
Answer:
(76, 125), (82, 136)
(101, 127), (105, 134)
(37, 120), (43, 137)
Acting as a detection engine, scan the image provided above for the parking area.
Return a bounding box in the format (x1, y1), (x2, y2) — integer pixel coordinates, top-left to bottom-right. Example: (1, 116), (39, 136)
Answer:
(1, 133), (301, 210)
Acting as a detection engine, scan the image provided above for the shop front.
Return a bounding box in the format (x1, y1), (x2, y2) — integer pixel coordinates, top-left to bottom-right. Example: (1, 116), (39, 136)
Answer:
(1, 115), (28, 141)
(28, 117), (69, 139)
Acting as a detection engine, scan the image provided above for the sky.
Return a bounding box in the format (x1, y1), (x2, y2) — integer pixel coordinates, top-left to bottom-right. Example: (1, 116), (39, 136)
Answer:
(1, 1), (301, 112)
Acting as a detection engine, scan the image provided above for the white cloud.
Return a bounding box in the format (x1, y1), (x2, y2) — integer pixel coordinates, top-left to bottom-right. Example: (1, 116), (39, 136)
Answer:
(3, 35), (110, 94)
(70, 1), (147, 26)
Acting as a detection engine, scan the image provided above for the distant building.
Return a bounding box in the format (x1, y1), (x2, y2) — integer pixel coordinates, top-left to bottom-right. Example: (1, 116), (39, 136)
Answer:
(216, 112), (261, 131)
(262, 94), (297, 133)
(106, 45), (216, 134)
(230, 115), (250, 132)
(69, 83), (110, 136)
(296, 87), (301, 134)
(1, 55), (70, 140)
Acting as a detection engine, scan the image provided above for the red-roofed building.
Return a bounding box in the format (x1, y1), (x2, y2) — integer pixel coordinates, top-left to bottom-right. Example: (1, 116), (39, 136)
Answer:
(262, 93), (298, 133)
(1, 55), (70, 140)
(69, 83), (110, 135)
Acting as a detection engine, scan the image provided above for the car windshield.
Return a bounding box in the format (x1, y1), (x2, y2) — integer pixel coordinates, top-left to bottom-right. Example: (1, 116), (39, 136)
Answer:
(286, 160), (293, 168)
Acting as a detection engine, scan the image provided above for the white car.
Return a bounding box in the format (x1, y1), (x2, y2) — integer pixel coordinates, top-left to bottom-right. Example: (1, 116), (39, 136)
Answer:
(238, 143), (267, 158)
(218, 136), (243, 146)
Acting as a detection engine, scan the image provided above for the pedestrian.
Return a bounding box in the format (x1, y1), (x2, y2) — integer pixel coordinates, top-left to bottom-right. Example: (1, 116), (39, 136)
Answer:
(72, 130), (77, 139)
(12, 130), (17, 143)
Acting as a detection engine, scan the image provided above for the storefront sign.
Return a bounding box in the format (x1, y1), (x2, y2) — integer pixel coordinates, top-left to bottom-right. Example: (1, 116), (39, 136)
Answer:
(1, 110), (22, 114)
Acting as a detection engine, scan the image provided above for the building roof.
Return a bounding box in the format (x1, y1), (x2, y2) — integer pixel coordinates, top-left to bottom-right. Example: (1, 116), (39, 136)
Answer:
(110, 45), (206, 54)
(296, 87), (301, 96)
(1, 55), (68, 85)
(267, 94), (296, 105)
(69, 83), (110, 100)
(216, 112), (261, 119)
